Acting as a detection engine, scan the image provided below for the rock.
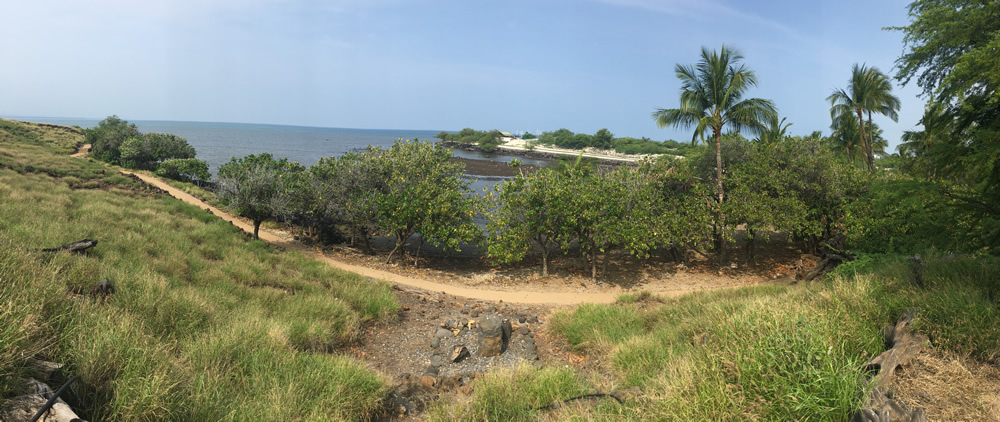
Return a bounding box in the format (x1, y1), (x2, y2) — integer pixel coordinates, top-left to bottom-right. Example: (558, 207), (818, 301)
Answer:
(430, 337), (440, 348)
(451, 346), (470, 363)
(435, 327), (452, 338)
(527, 315), (539, 323)
(518, 327), (530, 336)
(27, 359), (63, 382)
(460, 309), (469, 315)
(420, 375), (436, 389)
(89, 278), (115, 297)
(478, 314), (504, 357)
(439, 373), (463, 390)
(501, 319), (512, 346)
(518, 316), (526, 324)
(445, 320), (458, 330)
(430, 355), (447, 368)
(0, 378), (83, 422)
(470, 310), (480, 317)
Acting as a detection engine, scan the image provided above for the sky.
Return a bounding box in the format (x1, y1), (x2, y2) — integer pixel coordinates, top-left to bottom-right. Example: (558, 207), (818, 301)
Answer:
(1, 0), (925, 151)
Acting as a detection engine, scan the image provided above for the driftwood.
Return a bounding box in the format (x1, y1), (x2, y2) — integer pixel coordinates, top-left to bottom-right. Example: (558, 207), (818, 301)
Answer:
(798, 253), (854, 282)
(40, 239), (98, 253)
(851, 311), (928, 422)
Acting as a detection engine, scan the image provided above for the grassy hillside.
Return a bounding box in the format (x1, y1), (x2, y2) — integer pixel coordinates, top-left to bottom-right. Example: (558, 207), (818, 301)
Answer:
(430, 255), (998, 421)
(0, 120), (399, 419)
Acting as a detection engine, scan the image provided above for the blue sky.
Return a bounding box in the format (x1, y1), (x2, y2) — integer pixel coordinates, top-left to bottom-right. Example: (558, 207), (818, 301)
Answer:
(1, 0), (924, 150)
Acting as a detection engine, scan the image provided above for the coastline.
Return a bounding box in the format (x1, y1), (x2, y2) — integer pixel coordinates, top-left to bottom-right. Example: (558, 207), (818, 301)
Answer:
(440, 140), (651, 167)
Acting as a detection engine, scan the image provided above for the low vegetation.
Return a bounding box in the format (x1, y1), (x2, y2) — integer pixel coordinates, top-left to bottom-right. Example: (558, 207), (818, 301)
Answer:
(428, 253), (998, 421)
(0, 120), (398, 419)
(436, 128), (504, 152)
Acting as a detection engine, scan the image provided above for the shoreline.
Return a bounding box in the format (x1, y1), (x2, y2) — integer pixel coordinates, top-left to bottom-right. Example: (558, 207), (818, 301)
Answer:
(440, 140), (649, 167)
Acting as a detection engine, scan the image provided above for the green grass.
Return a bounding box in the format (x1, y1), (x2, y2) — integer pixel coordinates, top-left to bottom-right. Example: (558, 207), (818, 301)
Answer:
(435, 253), (999, 421)
(0, 120), (399, 419)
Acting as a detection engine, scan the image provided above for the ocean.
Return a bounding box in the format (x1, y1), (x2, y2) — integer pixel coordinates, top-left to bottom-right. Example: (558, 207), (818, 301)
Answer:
(7, 117), (549, 177)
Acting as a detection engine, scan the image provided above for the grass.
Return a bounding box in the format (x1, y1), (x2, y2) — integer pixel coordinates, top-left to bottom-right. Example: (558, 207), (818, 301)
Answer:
(0, 120), (399, 419)
(433, 253), (998, 421)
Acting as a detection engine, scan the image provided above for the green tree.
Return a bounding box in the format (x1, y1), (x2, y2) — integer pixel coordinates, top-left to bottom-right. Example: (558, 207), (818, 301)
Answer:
(827, 64), (901, 171)
(374, 140), (479, 264)
(217, 153), (304, 239)
(829, 113), (861, 165)
(652, 45), (777, 260)
(756, 115), (792, 144)
(310, 149), (388, 251)
(889, 0), (1000, 249)
(592, 128), (614, 149)
(154, 158), (210, 182)
(87, 115), (141, 165)
(119, 133), (196, 170)
(487, 164), (565, 276)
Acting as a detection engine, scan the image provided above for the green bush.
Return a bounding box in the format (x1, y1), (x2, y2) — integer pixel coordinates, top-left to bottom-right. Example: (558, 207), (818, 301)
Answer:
(155, 158), (210, 182)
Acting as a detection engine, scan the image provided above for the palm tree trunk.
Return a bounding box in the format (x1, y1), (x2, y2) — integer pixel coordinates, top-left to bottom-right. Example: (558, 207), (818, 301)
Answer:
(714, 127), (726, 262)
(867, 111), (876, 169)
(856, 108), (871, 171)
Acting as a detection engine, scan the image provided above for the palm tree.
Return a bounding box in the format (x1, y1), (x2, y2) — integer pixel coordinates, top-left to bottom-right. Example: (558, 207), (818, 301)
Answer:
(828, 64), (901, 171)
(756, 115), (792, 144)
(652, 45), (776, 258)
(829, 112), (861, 165)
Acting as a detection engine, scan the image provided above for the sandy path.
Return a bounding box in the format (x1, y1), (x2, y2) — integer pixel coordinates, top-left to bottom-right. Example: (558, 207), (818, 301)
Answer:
(73, 144), (717, 304)
(70, 144), (91, 157)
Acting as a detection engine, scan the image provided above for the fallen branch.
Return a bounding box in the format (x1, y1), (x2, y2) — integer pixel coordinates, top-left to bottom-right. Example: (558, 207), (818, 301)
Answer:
(40, 239), (98, 253)
(851, 311), (928, 422)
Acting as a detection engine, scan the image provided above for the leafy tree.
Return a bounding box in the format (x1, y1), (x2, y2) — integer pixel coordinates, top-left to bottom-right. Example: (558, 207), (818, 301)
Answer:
(154, 158), (210, 182)
(374, 140), (479, 264)
(827, 64), (901, 171)
(87, 115), (141, 165)
(310, 149), (388, 250)
(120, 133), (196, 170)
(216, 153), (304, 239)
(522, 132), (536, 139)
(592, 128), (614, 149)
(487, 164), (565, 276)
(652, 45), (777, 260)
(889, 0), (1000, 250)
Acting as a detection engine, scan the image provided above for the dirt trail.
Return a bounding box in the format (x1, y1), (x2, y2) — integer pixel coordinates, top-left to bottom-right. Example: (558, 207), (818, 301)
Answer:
(70, 144), (90, 157)
(73, 144), (725, 304)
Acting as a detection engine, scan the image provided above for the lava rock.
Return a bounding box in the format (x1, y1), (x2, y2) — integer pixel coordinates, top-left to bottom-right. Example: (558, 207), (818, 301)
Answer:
(451, 346), (470, 363)
(430, 354), (447, 368)
(435, 327), (452, 338)
(478, 314), (504, 357)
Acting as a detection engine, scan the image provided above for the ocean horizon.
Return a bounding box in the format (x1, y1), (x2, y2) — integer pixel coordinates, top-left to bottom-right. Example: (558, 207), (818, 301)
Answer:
(5, 116), (454, 172)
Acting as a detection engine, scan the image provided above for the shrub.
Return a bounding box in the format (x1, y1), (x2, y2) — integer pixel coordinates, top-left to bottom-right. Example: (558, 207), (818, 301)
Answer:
(155, 158), (211, 182)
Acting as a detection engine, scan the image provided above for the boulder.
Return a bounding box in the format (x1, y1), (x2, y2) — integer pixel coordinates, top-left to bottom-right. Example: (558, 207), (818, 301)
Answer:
(478, 314), (504, 357)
